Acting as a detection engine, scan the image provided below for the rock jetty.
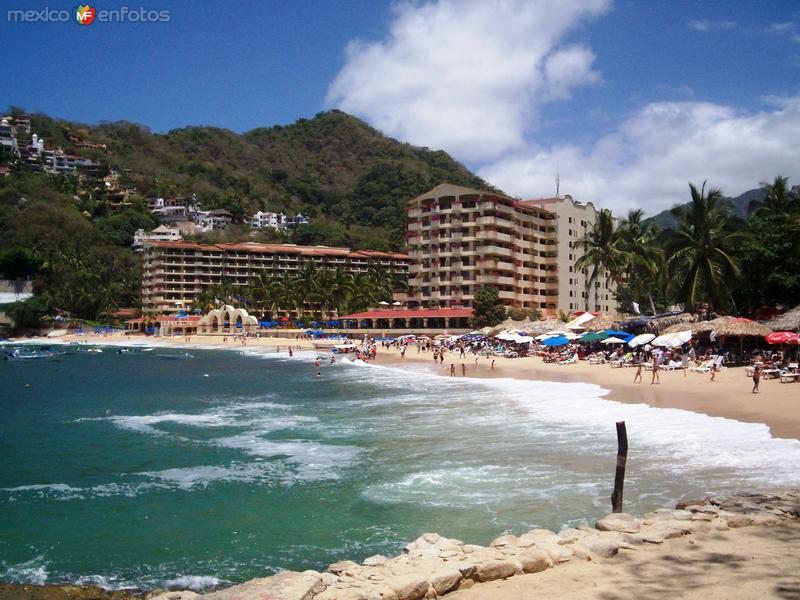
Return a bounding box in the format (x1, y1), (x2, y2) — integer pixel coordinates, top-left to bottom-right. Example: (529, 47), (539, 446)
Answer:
(142, 489), (800, 600)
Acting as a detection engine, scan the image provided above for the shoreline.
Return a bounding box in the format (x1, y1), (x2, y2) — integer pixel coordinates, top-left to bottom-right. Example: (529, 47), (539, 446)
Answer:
(10, 332), (800, 440)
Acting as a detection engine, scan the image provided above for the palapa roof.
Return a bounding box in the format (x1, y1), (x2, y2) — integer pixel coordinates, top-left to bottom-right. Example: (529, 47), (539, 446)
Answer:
(713, 320), (773, 337)
(523, 318), (563, 335)
(644, 312), (694, 333)
(583, 313), (622, 332)
(661, 315), (735, 335)
(767, 305), (800, 332)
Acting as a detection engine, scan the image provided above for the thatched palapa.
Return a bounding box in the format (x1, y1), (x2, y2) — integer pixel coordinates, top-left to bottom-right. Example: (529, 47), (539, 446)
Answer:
(767, 305), (800, 332)
(714, 320), (773, 337)
(583, 313), (623, 332)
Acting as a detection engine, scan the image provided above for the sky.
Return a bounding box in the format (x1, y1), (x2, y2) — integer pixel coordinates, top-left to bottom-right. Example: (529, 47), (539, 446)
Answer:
(1, 0), (799, 215)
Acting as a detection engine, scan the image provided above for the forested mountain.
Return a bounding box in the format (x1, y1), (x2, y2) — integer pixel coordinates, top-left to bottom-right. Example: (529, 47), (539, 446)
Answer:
(17, 108), (496, 249)
(645, 187), (766, 230)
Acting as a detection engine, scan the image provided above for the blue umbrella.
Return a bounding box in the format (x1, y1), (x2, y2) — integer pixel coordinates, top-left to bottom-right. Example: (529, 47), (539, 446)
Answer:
(605, 329), (634, 342)
(543, 335), (570, 347)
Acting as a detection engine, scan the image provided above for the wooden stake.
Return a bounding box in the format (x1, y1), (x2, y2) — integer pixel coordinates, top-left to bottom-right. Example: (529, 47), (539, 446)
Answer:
(611, 421), (628, 513)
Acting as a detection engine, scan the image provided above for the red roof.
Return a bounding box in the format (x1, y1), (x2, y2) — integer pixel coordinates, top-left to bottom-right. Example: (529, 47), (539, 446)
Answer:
(145, 240), (408, 259)
(339, 308), (473, 319)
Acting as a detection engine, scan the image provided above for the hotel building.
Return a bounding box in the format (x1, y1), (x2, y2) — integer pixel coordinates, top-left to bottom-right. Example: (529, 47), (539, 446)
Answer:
(142, 241), (409, 313)
(405, 184), (616, 315)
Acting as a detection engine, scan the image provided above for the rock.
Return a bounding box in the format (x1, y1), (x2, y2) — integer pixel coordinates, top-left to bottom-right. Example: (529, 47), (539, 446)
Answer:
(713, 520), (730, 531)
(422, 533), (441, 544)
(557, 528), (585, 544)
(750, 513), (782, 527)
(690, 513), (714, 522)
(438, 550), (459, 559)
(489, 534), (517, 548)
(149, 593), (201, 600)
(424, 584), (437, 600)
(517, 549), (550, 573)
(581, 536), (619, 559)
(572, 546), (593, 561)
(366, 586), (398, 600)
(429, 569), (462, 595)
(203, 571), (324, 600)
(330, 561), (361, 575)
(596, 513), (641, 534)
(385, 575), (429, 600)
(363, 555), (388, 567)
(456, 578), (475, 591)
(462, 545), (484, 554)
(321, 573), (339, 586)
(475, 559), (517, 582)
(726, 515), (754, 528)
(316, 589), (367, 600)
(676, 497), (709, 510)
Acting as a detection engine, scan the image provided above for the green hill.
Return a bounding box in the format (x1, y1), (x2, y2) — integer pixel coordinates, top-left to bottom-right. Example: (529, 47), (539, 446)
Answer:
(21, 109), (497, 249)
(645, 187), (766, 230)
(0, 108), (495, 322)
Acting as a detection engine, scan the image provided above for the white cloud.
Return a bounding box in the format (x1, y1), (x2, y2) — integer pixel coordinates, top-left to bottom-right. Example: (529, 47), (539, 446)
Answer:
(688, 20), (737, 32)
(326, 0), (609, 161)
(478, 97), (800, 216)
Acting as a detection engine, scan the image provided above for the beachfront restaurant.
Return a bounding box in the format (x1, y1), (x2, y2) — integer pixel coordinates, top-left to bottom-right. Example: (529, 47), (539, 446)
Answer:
(337, 308), (473, 332)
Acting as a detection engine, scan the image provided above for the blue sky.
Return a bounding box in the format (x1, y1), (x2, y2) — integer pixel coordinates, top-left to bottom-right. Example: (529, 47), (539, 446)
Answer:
(1, 0), (799, 213)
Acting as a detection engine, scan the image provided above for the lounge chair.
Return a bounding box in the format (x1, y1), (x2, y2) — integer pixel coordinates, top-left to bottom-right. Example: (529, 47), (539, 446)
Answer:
(559, 353), (577, 365)
(780, 363), (799, 383)
(690, 360), (713, 373)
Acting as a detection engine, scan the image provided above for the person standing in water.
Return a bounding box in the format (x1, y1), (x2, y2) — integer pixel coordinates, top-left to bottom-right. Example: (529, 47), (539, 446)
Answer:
(450, 364), (456, 377)
(315, 357), (321, 377)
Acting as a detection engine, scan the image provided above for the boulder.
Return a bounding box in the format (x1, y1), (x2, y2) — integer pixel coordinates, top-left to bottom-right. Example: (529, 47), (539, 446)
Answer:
(385, 575), (429, 600)
(429, 569), (462, 595)
(596, 513), (641, 534)
(676, 497), (709, 510)
(489, 534), (517, 548)
(581, 536), (620, 559)
(330, 561), (361, 575)
(315, 589), (367, 600)
(517, 549), (550, 573)
(475, 559), (517, 582)
(203, 571), (324, 600)
(149, 593), (201, 600)
(363, 555), (388, 567)
(726, 515), (754, 528)
(366, 586), (398, 600)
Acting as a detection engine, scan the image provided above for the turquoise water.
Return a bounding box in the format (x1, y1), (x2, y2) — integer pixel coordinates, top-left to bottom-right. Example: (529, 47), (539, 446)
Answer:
(2, 345), (800, 590)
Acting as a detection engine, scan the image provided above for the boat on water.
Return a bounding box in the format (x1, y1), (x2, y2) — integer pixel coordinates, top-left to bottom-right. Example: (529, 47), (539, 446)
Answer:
(117, 347), (154, 354)
(156, 352), (194, 360)
(4, 348), (61, 361)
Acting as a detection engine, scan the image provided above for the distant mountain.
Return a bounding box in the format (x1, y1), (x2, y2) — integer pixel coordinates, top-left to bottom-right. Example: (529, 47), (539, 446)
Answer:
(15, 108), (497, 250)
(646, 187), (766, 230)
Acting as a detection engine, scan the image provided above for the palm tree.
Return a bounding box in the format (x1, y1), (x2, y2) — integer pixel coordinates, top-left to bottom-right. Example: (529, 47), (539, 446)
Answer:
(665, 182), (744, 312)
(617, 209), (664, 314)
(749, 176), (799, 217)
(575, 208), (627, 310)
(294, 261), (320, 318)
(248, 272), (281, 319)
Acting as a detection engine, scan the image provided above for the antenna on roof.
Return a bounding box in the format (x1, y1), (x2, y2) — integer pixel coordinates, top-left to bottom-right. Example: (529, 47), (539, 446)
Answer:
(555, 169), (560, 198)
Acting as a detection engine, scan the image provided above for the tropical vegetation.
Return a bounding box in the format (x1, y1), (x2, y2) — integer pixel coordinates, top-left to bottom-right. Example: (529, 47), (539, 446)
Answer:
(577, 176), (800, 315)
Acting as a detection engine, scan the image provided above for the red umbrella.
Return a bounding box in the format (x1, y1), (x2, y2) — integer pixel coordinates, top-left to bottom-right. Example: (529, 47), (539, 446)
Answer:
(765, 331), (800, 344)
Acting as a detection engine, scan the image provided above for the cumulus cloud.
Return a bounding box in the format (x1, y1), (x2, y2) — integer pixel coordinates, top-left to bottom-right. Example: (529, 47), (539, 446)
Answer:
(478, 97), (800, 215)
(326, 0), (609, 161)
(688, 20), (737, 32)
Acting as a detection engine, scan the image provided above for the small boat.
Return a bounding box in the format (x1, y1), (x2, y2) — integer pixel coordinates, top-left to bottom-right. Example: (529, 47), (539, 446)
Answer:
(117, 347), (154, 354)
(4, 348), (60, 361)
(156, 352), (194, 360)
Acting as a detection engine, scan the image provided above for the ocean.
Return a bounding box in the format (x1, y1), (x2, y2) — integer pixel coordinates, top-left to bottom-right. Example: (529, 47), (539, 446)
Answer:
(2, 345), (800, 591)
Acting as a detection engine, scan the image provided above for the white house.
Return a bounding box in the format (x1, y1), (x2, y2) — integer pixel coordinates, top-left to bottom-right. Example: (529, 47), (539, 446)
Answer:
(249, 211), (286, 229)
(132, 225), (183, 252)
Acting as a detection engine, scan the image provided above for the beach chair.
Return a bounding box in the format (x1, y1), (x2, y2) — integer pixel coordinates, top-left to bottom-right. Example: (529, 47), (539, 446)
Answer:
(779, 363), (799, 383)
(559, 353), (577, 365)
(690, 360), (713, 373)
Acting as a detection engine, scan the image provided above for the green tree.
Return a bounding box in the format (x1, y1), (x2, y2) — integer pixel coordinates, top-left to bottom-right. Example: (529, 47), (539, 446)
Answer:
(471, 286), (506, 328)
(665, 182), (744, 312)
(575, 208), (626, 310)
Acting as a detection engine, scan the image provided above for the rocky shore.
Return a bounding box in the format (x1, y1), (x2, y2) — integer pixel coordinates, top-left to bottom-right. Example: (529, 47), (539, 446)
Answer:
(131, 489), (799, 600)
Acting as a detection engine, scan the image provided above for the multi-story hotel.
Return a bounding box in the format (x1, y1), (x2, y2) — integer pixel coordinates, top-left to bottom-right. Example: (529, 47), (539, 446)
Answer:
(142, 241), (409, 313)
(405, 183), (560, 312)
(524, 195), (617, 313)
(405, 183), (616, 315)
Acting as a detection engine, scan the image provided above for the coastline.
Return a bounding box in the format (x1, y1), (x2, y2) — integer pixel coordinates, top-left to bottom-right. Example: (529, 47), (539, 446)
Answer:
(11, 332), (800, 440)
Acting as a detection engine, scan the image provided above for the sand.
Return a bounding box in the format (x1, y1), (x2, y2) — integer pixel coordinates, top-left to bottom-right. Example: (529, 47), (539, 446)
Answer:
(449, 519), (800, 600)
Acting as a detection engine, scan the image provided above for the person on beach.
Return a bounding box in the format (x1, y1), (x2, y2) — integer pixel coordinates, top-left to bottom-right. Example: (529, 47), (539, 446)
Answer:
(450, 364), (456, 377)
(491, 359), (495, 370)
(710, 361), (718, 382)
(634, 362), (643, 383)
(752, 363), (761, 393)
(650, 355), (660, 385)
(461, 363), (466, 376)
(289, 347), (293, 357)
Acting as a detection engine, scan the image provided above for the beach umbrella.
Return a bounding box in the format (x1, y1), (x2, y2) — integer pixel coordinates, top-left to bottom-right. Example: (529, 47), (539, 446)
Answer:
(379, 301), (390, 306)
(601, 336), (627, 345)
(581, 331), (609, 342)
(628, 333), (655, 347)
(765, 331), (799, 344)
(542, 335), (569, 347)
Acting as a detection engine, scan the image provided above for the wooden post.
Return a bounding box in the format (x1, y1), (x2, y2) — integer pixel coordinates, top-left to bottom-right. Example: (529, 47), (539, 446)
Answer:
(611, 421), (628, 513)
